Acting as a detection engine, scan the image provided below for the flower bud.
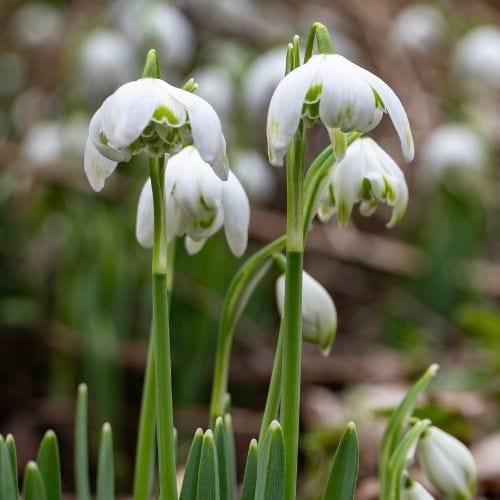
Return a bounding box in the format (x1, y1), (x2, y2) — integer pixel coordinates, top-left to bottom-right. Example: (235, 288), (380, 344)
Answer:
(417, 426), (476, 499)
(401, 477), (435, 500)
(276, 271), (337, 355)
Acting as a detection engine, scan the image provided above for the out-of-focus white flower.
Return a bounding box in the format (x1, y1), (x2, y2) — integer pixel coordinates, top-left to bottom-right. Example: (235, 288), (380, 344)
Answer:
(11, 2), (64, 46)
(318, 137), (408, 227)
(391, 5), (446, 54)
(417, 426), (476, 499)
(401, 478), (435, 500)
(276, 270), (337, 355)
(452, 26), (500, 91)
(193, 66), (235, 122)
(420, 124), (487, 189)
(114, 1), (194, 69)
(231, 150), (276, 205)
(267, 53), (414, 166)
(84, 78), (228, 191)
(79, 30), (137, 101)
(136, 146), (249, 257)
(0, 53), (26, 98)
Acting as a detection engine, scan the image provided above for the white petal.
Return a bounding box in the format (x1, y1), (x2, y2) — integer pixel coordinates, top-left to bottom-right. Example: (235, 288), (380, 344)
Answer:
(136, 178), (154, 248)
(275, 275), (285, 317)
(185, 235), (206, 255)
(100, 78), (169, 148)
(360, 68), (415, 161)
(168, 87), (229, 180)
(266, 55), (322, 166)
(83, 137), (117, 192)
(222, 172), (250, 257)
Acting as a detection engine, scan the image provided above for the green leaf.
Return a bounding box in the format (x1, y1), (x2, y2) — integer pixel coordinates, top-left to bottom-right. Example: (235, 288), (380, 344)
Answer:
(223, 414), (237, 498)
(75, 383), (91, 500)
(0, 436), (18, 500)
(214, 418), (230, 500)
(255, 421), (285, 500)
(323, 422), (359, 500)
(379, 364), (438, 499)
(196, 430), (220, 500)
(5, 435), (18, 493)
(240, 439), (258, 500)
(97, 423), (114, 500)
(180, 428), (204, 500)
(36, 430), (62, 500)
(23, 461), (47, 500)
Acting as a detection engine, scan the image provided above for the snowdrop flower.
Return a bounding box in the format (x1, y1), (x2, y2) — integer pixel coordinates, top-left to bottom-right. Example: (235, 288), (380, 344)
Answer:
(452, 26), (500, 91)
(136, 146), (249, 257)
(79, 30), (137, 101)
(391, 5), (446, 54)
(267, 53), (414, 166)
(318, 137), (408, 228)
(401, 478), (435, 500)
(276, 271), (337, 355)
(417, 426), (476, 499)
(420, 124), (487, 189)
(231, 150), (276, 205)
(84, 78), (228, 191)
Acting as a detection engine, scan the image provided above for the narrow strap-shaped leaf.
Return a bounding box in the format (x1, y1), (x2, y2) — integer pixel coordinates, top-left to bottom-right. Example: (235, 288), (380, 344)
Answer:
(5, 434), (18, 496)
(196, 430), (220, 500)
(23, 461), (47, 500)
(223, 414), (237, 499)
(240, 439), (258, 500)
(179, 428), (204, 500)
(97, 423), (114, 500)
(255, 421), (285, 500)
(214, 418), (230, 500)
(36, 430), (62, 500)
(323, 422), (359, 500)
(0, 436), (18, 500)
(75, 383), (91, 500)
(379, 364), (438, 499)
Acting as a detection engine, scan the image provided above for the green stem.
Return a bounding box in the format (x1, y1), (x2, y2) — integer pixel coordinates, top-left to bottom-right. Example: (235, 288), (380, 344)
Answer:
(281, 122), (305, 500)
(304, 22), (334, 63)
(150, 157), (177, 500)
(258, 324), (283, 445)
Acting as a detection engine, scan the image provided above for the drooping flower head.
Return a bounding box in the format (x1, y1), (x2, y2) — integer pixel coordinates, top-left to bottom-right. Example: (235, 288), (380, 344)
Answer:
(318, 137), (408, 227)
(401, 477), (435, 500)
(267, 53), (414, 166)
(84, 77), (228, 191)
(136, 146), (249, 257)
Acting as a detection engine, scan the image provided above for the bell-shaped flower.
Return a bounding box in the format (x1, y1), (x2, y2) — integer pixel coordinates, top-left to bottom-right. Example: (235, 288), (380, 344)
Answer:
(401, 478), (435, 500)
(267, 53), (414, 166)
(417, 426), (476, 499)
(276, 271), (337, 355)
(317, 137), (408, 228)
(84, 78), (228, 192)
(136, 146), (249, 257)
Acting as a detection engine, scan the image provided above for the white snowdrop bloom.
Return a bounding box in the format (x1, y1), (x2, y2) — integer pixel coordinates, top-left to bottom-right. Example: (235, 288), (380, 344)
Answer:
(23, 121), (62, 165)
(84, 78), (228, 192)
(136, 146), (249, 257)
(452, 26), (500, 91)
(193, 66), (235, 122)
(11, 2), (64, 47)
(276, 271), (337, 355)
(391, 5), (446, 54)
(267, 53), (414, 166)
(79, 30), (137, 101)
(420, 124), (487, 187)
(401, 479), (435, 500)
(417, 426), (476, 499)
(318, 137), (408, 228)
(231, 150), (276, 205)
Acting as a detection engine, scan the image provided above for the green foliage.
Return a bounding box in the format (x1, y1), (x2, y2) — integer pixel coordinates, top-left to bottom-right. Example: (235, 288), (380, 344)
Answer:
(23, 462), (47, 500)
(97, 423), (115, 500)
(36, 430), (62, 500)
(0, 435), (18, 500)
(240, 439), (258, 500)
(196, 430), (220, 500)
(75, 383), (91, 500)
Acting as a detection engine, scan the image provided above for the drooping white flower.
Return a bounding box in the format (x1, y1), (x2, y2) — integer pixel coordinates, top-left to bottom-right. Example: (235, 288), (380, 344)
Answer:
(318, 137), (408, 228)
(420, 124), (487, 190)
(390, 5), (446, 54)
(452, 26), (500, 92)
(84, 78), (228, 192)
(401, 478), (435, 500)
(417, 426), (476, 499)
(231, 150), (276, 205)
(276, 271), (337, 355)
(267, 53), (414, 166)
(136, 146), (249, 257)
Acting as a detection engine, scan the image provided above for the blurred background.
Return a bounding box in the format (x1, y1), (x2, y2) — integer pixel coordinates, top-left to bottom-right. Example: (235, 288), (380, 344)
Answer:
(1, 0), (500, 497)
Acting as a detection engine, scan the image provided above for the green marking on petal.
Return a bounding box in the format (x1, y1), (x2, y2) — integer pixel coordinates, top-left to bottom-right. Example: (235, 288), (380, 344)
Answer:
(405, 129), (413, 152)
(153, 105), (180, 126)
(99, 132), (108, 146)
(373, 89), (386, 111)
(361, 178), (372, 199)
(383, 177), (396, 203)
(304, 84), (322, 104)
